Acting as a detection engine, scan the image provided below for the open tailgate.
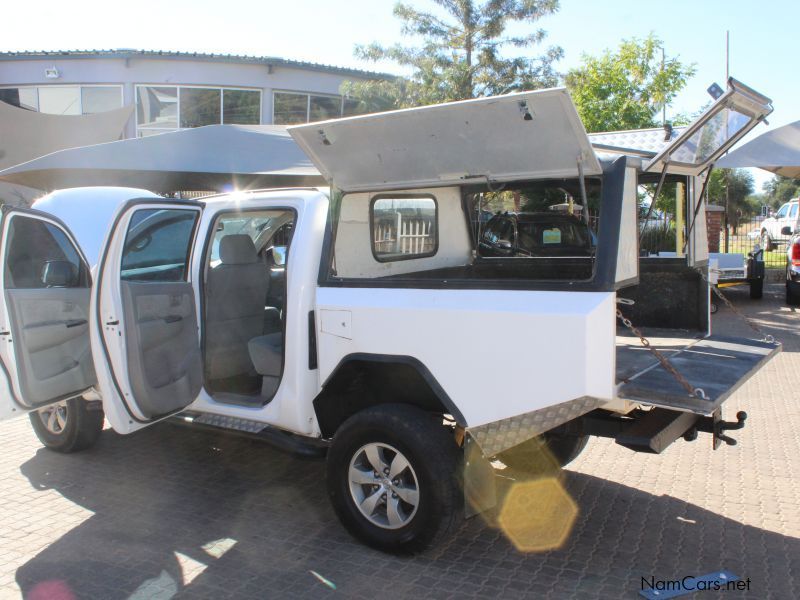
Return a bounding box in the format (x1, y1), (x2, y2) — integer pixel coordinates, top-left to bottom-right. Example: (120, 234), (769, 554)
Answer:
(617, 334), (780, 414)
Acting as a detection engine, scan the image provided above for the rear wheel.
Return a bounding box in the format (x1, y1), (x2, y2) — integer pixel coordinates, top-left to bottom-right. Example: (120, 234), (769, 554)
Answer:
(326, 404), (462, 553)
(29, 398), (104, 453)
(750, 278), (764, 299)
(498, 431), (589, 474)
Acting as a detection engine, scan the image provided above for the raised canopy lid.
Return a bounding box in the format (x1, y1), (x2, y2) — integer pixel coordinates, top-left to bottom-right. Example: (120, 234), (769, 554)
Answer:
(289, 88), (602, 193)
(644, 78), (773, 176)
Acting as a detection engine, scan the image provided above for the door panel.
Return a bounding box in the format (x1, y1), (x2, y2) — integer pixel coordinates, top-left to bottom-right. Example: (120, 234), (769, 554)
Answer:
(92, 202), (203, 433)
(0, 209), (95, 420)
(6, 288), (94, 404)
(121, 281), (201, 418)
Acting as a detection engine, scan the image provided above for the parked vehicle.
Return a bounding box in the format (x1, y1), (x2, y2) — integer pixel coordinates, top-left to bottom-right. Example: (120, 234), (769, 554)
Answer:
(710, 248), (765, 301)
(0, 81), (779, 553)
(479, 212), (595, 258)
(782, 225), (800, 304)
(759, 198), (798, 250)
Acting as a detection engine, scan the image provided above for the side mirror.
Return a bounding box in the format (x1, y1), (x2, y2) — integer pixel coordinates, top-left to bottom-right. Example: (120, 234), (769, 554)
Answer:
(782, 226), (793, 236)
(41, 260), (78, 287)
(497, 240), (512, 250)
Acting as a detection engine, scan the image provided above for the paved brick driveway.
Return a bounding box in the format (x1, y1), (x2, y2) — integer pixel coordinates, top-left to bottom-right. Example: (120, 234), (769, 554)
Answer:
(0, 284), (798, 599)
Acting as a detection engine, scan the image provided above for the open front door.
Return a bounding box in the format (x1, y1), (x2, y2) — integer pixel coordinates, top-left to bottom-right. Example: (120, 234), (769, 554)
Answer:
(91, 200), (204, 434)
(0, 207), (95, 421)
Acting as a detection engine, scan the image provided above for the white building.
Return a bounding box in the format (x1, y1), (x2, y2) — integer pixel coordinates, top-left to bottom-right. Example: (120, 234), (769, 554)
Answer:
(0, 49), (385, 202)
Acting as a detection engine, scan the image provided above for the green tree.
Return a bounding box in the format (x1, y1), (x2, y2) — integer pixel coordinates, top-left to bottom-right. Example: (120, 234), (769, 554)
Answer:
(708, 168), (756, 231)
(762, 175), (800, 209)
(564, 34), (696, 133)
(342, 0), (563, 111)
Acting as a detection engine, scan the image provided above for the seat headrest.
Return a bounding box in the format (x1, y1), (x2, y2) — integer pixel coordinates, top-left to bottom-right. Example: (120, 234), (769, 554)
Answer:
(219, 235), (258, 265)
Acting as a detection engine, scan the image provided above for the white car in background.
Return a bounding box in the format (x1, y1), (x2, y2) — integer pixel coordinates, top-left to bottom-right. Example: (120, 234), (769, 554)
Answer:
(759, 198), (798, 250)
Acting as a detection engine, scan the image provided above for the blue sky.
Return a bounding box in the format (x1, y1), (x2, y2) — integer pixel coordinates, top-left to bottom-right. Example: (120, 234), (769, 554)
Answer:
(4, 0), (797, 189)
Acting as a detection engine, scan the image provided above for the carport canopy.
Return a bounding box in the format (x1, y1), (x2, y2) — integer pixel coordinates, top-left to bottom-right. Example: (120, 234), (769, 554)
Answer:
(717, 120), (800, 178)
(0, 124), (325, 192)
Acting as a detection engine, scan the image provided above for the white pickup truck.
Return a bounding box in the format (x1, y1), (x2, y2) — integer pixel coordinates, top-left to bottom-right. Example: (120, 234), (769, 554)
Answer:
(0, 81), (779, 553)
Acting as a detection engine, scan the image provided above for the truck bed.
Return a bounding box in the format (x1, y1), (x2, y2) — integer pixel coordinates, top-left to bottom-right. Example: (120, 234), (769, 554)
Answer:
(616, 328), (779, 414)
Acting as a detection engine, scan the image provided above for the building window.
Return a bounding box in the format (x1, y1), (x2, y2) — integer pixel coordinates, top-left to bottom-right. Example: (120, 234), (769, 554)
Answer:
(273, 92), (309, 125)
(223, 89), (260, 125)
(273, 91), (361, 124)
(0, 85), (121, 115)
(82, 86), (124, 114)
(180, 88), (221, 128)
(136, 85), (261, 136)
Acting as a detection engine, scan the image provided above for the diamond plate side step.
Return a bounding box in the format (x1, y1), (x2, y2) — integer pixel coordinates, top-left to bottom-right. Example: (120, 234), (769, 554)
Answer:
(172, 412), (328, 458)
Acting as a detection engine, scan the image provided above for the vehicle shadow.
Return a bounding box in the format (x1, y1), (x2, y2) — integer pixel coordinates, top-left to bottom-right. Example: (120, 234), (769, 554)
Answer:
(15, 424), (799, 599)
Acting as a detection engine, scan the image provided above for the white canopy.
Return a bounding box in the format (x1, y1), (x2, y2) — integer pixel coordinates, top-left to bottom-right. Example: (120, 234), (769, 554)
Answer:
(0, 124), (324, 192)
(289, 88), (601, 193)
(717, 120), (800, 179)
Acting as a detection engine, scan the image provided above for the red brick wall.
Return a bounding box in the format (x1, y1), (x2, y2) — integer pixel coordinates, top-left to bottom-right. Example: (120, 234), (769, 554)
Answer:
(706, 209), (724, 253)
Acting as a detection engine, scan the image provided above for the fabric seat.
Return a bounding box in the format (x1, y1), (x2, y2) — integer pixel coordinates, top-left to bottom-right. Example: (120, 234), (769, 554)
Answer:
(248, 333), (283, 398)
(247, 333), (283, 377)
(205, 235), (268, 381)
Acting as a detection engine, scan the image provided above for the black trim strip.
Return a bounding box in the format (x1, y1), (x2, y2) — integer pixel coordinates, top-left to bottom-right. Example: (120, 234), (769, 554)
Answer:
(308, 310), (318, 370)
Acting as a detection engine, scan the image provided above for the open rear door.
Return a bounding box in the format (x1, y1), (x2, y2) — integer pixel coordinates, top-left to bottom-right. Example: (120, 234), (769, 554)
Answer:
(0, 207), (96, 421)
(91, 200), (204, 434)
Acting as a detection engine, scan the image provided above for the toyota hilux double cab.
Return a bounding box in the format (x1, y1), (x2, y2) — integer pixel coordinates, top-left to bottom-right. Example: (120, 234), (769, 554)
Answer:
(0, 80), (780, 553)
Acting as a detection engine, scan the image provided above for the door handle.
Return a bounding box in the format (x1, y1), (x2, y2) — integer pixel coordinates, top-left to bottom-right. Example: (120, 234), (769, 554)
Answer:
(65, 319), (87, 328)
(163, 315), (182, 324)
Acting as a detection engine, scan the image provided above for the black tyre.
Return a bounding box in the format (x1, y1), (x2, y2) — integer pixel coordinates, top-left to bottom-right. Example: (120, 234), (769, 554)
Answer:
(787, 280), (800, 306)
(29, 398), (104, 453)
(750, 278), (764, 299)
(326, 404), (462, 554)
(498, 432), (589, 474)
(761, 230), (773, 252)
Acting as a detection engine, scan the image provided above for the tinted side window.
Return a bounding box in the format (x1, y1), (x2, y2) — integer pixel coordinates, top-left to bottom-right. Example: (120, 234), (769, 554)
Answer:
(121, 209), (198, 282)
(5, 216), (87, 289)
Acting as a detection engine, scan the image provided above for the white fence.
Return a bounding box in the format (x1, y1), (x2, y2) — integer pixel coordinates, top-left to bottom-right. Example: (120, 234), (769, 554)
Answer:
(374, 212), (435, 256)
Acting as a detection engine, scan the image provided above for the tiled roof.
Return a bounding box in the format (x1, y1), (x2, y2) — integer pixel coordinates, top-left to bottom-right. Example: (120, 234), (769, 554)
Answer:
(0, 49), (391, 80)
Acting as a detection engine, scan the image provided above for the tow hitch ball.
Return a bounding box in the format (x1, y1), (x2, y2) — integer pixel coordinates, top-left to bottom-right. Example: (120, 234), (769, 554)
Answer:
(683, 411), (748, 449)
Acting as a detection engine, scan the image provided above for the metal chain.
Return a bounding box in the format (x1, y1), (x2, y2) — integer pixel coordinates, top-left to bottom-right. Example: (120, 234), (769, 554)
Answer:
(616, 303), (708, 400)
(697, 268), (776, 344)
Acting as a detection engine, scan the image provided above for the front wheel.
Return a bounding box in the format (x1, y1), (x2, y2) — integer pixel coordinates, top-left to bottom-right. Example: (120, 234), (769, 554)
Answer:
(29, 398), (104, 453)
(326, 404), (462, 554)
(761, 230), (774, 252)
